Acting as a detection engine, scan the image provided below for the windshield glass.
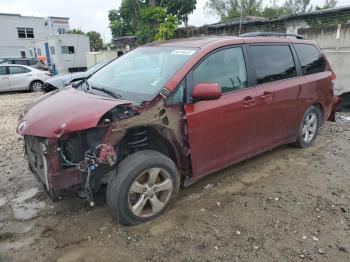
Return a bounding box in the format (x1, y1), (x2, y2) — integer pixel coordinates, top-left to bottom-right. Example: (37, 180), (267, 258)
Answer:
(87, 47), (198, 101)
(86, 60), (109, 74)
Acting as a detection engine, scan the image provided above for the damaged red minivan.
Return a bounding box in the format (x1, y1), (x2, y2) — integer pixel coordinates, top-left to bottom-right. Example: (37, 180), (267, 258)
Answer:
(17, 33), (338, 225)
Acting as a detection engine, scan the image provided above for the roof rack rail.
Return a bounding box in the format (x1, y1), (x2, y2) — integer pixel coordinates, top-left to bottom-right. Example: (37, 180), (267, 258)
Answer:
(239, 32), (305, 40)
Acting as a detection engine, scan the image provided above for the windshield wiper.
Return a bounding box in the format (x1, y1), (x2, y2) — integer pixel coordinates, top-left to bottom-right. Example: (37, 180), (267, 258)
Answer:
(90, 86), (122, 99)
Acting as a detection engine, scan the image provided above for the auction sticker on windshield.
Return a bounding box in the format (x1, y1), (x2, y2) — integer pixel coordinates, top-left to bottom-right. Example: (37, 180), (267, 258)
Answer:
(171, 50), (197, 55)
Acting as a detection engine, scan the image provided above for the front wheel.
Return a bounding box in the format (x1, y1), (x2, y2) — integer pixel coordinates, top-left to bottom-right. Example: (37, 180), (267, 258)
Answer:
(106, 150), (180, 225)
(293, 106), (322, 148)
(30, 81), (43, 92)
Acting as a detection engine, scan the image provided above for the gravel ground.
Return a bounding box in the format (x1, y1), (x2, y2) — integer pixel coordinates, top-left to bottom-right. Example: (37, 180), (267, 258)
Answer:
(0, 92), (350, 262)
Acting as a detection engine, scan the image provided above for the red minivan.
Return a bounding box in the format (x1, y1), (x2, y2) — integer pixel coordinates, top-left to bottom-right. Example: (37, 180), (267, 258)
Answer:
(17, 33), (338, 225)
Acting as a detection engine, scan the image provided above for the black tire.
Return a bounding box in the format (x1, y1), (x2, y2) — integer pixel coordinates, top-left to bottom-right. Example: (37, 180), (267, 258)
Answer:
(106, 150), (180, 225)
(30, 80), (43, 92)
(293, 106), (322, 148)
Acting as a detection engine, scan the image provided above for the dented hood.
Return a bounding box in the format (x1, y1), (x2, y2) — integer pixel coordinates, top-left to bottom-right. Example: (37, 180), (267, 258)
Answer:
(17, 87), (131, 138)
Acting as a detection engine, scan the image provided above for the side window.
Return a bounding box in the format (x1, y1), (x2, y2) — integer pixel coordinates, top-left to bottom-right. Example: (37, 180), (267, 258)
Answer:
(250, 45), (297, 85)
(9, 66), (30, 75)
(193, 47), (248, 93)
(294, 44), (326, 75)
(167, 81), (185, 105)
(0, 67), (7, 75)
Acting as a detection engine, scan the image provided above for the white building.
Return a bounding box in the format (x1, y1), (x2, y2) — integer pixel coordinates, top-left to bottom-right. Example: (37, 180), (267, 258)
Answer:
(35, 34), (90, 74)
(0, 13), (70, 58)
(0, 13), (90, 74)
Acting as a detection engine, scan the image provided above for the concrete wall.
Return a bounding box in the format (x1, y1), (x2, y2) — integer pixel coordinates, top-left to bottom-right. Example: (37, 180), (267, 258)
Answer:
(86, 51), (118, 69)
(299, 24), (350, 96)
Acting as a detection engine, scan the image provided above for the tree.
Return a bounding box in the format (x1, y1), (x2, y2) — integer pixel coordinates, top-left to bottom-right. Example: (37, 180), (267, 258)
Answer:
(315, 0), (337, 10)
(66, 28), (85, 35)
(108, 0), (195, 44)
(87, 31), (104, 51)
(261, 6), (288, 18)
(283, 0), (313, 14)
(205, 0), (264, 21)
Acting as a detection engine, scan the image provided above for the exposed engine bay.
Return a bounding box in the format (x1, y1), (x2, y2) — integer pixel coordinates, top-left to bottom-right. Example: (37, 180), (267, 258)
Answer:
(23, 97), (189, 206)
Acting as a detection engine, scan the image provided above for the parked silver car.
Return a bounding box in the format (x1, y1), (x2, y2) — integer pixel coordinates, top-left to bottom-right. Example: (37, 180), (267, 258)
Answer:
(0, 64), (51, 92)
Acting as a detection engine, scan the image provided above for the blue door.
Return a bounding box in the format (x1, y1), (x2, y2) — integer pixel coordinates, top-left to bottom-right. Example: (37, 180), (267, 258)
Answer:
(44, 42), (51, 66)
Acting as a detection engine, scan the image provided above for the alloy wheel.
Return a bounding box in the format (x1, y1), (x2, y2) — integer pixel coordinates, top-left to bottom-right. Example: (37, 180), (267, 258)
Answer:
(128, 167), (173, 218)
(302, 112), (317, 143)
(32, 82), (43, 92)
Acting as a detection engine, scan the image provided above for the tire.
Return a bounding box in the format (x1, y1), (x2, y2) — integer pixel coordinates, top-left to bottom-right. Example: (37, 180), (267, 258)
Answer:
(30, 80), (43, 92)
(106, 150), (180, 225)
(293, 106), (322, 148)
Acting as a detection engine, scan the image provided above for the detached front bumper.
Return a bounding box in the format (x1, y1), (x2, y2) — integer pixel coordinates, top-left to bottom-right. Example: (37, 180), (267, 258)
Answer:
(24, 135), (83, 200)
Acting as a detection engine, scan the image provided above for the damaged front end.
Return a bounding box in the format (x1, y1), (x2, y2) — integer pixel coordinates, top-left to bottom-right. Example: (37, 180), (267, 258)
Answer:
(17, 88), (136, 203)
(17, 87), (188, 205)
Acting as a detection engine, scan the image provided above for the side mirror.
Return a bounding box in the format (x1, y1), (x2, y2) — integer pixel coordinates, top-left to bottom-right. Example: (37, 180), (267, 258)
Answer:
(192, 83), (222, 102)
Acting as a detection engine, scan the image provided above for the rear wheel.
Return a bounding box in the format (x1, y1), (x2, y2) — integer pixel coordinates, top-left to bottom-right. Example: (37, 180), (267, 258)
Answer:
(293, 106), (322, 148)
(106, 150), (180, 225)
(30, 81), (43, 92)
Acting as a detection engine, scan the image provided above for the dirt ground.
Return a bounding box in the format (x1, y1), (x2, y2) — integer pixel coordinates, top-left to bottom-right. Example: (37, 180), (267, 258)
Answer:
(0, 92), (349, 262)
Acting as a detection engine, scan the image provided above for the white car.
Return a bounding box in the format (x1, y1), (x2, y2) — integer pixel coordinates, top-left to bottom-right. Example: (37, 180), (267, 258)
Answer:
(0, 64), (51, 92)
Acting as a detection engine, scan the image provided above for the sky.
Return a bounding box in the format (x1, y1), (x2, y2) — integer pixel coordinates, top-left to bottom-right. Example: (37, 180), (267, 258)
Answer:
(1, 0), (350, 43)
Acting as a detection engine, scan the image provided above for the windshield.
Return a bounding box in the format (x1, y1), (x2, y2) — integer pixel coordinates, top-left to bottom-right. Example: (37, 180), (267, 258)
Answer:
(86, 60), (109, 74)
(87, 47), (198, 101)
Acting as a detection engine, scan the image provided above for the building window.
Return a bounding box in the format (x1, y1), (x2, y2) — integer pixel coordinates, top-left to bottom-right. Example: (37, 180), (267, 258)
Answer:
(50, 46), (56, 55)
(26, 28), (34, 38)
(17, 28), (26, 38)
(20, 51), (26, 58)
(57, 28), (66, 34)
(29, 50), (34, 57)
(37, 48), (42, 56)
(61, 46), (75, 54)
(17, 27), (34, 38)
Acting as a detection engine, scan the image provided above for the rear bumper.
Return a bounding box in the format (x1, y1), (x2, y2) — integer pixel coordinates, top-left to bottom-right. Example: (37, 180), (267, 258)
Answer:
(327, 96), (341, 122)
(24, 136), (83, 199)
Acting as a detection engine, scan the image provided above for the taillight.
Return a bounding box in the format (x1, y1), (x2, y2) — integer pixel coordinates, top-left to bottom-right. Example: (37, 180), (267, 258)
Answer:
(331, 72), (336, 81)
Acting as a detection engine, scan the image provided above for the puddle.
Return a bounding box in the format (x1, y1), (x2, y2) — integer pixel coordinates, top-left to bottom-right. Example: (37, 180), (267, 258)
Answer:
(1, 222), (33, 234)
(0, 198), (7, 208)
(12, 188), (39, 203)
(0, 237), (34, 253)
(11, 188), (46, 221)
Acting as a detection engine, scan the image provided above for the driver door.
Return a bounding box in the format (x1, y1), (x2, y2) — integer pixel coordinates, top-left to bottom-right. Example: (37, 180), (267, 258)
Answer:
(184, 46), (259, 179)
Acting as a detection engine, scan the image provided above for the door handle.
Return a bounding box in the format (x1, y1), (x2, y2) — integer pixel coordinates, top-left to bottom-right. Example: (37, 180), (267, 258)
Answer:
(260, 91), (273, 103)
(243, 96), (257, 108)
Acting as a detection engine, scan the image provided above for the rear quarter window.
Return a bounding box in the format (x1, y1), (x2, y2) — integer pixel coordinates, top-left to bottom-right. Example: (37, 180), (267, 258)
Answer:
(294, 44), (326, 75)
(250, 45), (297, 85)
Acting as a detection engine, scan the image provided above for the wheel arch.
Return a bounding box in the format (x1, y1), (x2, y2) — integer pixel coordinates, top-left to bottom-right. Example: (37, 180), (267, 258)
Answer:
(312, 102), (324, 124)
(29, 79), (44, 90)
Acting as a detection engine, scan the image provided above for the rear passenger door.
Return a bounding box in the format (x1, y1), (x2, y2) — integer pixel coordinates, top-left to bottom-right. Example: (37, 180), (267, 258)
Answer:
(8, 66), (31, 90)
(0, 66), (10, 92)
(185, 46), (258, 178)
(248, 44), (301, 153)
(293, 43), (332, 121)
